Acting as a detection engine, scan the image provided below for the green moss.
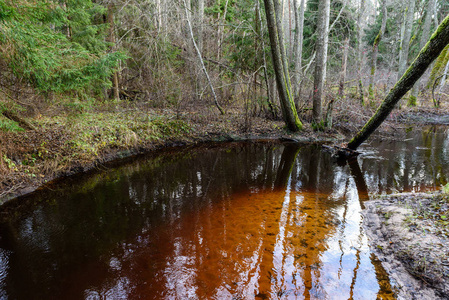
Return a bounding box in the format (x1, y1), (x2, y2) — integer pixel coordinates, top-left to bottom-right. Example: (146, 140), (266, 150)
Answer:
(37, 112), (192, 161)
(408, 95), (417, 106)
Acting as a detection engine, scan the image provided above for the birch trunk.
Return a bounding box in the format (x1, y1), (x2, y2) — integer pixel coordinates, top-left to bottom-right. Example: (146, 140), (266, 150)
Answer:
(312, 0), (330, 126)
(368, 0), (387, 101)
(397, 0), (416, 80)
(348, 15), (449, 150)
(263, 0), (302, 131)
(410, 0), (435, 105)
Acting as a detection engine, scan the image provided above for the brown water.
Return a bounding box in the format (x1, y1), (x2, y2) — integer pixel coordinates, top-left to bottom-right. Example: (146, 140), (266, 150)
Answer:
(0, 126), (448, 299)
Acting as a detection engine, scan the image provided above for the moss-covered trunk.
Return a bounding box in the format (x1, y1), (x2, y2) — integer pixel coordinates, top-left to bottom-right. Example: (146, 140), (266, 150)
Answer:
(348, 15), (449, 150)
(263, 0), (302, 132)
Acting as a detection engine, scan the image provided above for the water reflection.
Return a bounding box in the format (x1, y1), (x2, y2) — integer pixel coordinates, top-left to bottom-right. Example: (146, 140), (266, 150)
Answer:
(0, 126), (447, 299)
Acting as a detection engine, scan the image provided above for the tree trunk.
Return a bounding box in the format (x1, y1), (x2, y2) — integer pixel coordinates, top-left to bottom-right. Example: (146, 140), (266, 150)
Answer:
(433, 0), (439, 28)
(312, 0), (330, 126)
(437, 58), (449, 105)
(196, 0), (204, 53)
(256, 0), (277, 117)
(347, 15), (449, 150)
(107, 4), (120, 101)
(410, 0), (435, 105)
(339, 38), (349, 97)
(263, 0), (302, 131)
(397, 0), (416, 81)
(216, 0), (229, 100)
(368, 0), (387, 102)
(183, 0), (224, 114)
(356, 0), (366, 104)
(293, 0), (305, 103)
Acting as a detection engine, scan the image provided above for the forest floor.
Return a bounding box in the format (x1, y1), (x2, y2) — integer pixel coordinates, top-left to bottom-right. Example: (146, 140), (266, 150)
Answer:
(1, 99), (449, 298)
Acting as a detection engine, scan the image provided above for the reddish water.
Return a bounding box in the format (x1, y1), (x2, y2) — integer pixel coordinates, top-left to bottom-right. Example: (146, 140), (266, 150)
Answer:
(0, 126), (448, 299)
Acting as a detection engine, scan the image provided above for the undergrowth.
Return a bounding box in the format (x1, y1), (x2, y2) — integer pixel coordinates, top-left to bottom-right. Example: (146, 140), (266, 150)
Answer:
(39, 112), (192, 161)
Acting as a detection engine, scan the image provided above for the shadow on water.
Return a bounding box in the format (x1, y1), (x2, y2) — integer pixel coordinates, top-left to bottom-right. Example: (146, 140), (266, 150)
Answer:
(0, 126), (447, 299)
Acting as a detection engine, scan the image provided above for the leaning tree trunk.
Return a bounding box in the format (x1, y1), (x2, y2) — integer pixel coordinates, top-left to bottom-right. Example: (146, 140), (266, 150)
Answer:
(410, 0), (435, 105)
(312, 0), (330, 126)
(263, 0), (303, 131)
(347, 15), (449, 150)
(368, 0), (387, 102)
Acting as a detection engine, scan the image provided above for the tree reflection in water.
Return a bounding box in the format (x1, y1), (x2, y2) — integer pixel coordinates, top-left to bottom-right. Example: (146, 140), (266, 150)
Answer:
(0, 127), (447, 299)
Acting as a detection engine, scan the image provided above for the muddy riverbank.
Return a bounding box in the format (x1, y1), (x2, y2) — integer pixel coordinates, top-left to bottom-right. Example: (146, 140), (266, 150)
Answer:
(363, 192), (449, 299)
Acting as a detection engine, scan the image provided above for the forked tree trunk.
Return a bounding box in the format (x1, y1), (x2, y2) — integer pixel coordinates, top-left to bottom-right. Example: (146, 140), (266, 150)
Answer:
(263, 0), (302, 131)
(348, 15), (449, 150)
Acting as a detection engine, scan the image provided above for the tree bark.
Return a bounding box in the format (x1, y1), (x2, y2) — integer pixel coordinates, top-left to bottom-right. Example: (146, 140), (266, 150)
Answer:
(410, 0), (435, 104)
(312, 0), (330, 126)
(293, 0), (305, 103)
(368, 0), (387, 101)
(263, 0), (302, 131)
(397, 0), (416, 81)
(196, 0), (204, 53)
(356, 0), (366, 104)
(339, 38), (349, 97)
(256, 0), (276, 117)
(348, 15), (449, 150)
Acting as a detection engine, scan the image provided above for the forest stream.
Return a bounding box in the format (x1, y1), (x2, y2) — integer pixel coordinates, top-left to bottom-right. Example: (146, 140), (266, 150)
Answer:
(0, 126), (447, 299)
